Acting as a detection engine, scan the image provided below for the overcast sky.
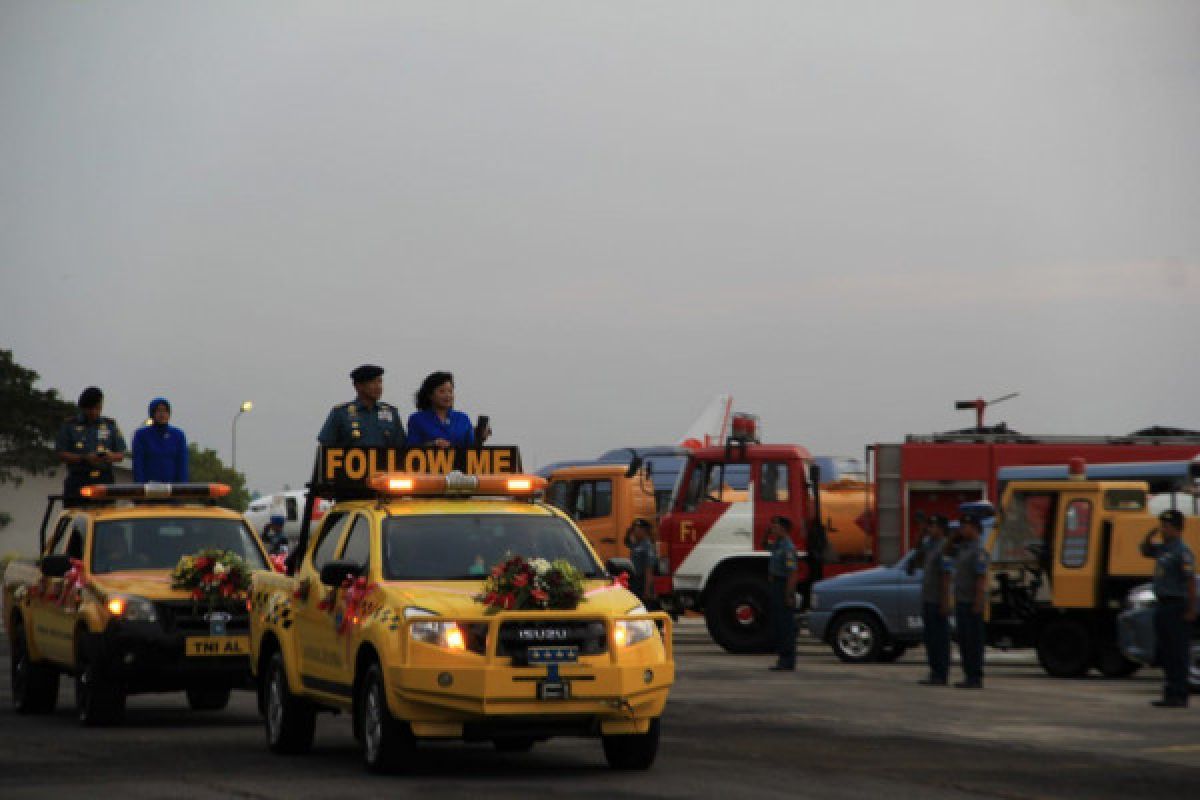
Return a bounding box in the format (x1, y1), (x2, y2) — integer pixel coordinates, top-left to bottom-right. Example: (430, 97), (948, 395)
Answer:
(2, 1), (1198, 494)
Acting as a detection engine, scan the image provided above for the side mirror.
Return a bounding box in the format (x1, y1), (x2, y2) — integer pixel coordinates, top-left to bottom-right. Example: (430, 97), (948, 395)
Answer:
(808, 463), (822, 486)
(624, 450), (643, 480)
(319, 559), (362, 588)
(606, 556), (635, 578)
(40, 554), (73, 578)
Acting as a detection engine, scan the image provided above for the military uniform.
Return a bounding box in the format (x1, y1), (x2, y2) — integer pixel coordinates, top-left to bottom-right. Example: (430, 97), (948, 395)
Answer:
(55, 413), (127, 501)
(916, 535), (953, 684)
(629, 536), (657, 607)
(317, 401), (406, 447)
(767, 533), (799, 670)
(1144, 535), (1196, 705)
(953, 537), (989, 687)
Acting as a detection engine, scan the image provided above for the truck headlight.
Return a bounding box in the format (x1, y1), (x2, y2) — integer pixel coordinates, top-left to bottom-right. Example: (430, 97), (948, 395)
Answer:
(614, 605), (656, 647)
(1126, 587), (1156, 611)
(105, 594), (158, 622)
(404, 607), (466, 651)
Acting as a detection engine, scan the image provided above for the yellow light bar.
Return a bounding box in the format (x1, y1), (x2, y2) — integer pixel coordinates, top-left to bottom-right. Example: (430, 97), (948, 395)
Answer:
(80, 483), (231, 500)
(368, 472), (547, 497)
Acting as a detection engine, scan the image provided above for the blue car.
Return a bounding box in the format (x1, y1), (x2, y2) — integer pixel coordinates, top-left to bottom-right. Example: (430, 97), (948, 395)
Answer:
(808, 509), (995, 663)
(1117, 579), (1200, 692)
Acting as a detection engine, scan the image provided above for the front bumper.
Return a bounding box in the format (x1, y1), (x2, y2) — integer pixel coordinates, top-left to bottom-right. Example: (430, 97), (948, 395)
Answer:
(81, 617), (253, 694)
(388, 612), (674, 736)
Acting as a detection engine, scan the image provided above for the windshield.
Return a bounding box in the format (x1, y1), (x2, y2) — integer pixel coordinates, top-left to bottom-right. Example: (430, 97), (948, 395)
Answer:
(994, 492), (1058, 564)
(92, 517), (268, 574)
(381, 514), (602, 580)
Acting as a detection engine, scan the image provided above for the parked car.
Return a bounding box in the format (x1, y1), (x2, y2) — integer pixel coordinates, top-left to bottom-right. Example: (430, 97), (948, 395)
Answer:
(1116, 578), (1200, 692)
(808, 509), (995, 664)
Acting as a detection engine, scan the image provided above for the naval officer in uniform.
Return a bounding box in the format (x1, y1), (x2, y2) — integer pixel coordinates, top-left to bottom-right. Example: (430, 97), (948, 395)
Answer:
(1140, 510), (1197, 708)
(56, 386), (127, 504)
(317, 365), (406, 447)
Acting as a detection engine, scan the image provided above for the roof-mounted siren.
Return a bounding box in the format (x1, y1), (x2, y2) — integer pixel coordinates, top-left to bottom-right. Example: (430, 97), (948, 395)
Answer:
(1067, 458), (1087, 481)
(954, 392), (1019, 432)
(724, 413), (760, 461)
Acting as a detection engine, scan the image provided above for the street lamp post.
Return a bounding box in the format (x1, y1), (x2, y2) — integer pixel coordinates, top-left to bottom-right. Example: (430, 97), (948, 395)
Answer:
(232, 401), (253, 471)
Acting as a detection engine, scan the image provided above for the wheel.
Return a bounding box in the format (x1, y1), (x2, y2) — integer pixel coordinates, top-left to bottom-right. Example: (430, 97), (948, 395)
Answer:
(1092, 643), (1140, 678)
(10, 621), (59, 714)
(703, 573), (775, 654)
(264, 651), (315, 754)
(359, 662), (418, 774)
(1036, 618), (1092, 678)
(878, 642), (909, 663)
(602, 718), (660, 770)
(493, 737), (536, 753)
(75, 646), (125, 727)
(829, 611), (884, 663)
(187, 686), (232, 711)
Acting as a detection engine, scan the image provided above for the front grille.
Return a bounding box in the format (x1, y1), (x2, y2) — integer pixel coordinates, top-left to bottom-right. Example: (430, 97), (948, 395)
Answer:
(497, 619), (607, 664)
(154, 600), (250, 635)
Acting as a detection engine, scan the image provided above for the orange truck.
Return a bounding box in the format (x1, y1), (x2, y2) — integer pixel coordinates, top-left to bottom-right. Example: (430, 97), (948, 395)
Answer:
(544, 462), (658, 565)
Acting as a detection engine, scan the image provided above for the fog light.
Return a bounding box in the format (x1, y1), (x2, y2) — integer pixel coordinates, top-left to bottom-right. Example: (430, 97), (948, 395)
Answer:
(643, 669), (653, 684)
(437, 672), (453, 687)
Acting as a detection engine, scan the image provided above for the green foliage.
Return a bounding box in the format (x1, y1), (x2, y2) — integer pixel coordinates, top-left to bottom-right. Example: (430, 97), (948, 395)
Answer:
(0, 349), (76, 486)
(187, 443), (250, 511)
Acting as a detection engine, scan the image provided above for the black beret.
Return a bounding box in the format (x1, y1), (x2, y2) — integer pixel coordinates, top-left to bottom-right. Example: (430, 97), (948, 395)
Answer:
(78, 386), (104, 408)
(350, 364), (384, 383)
(1159, 509), (1185, 528)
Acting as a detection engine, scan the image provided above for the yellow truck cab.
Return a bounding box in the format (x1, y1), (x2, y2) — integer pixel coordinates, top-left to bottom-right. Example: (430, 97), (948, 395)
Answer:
(3, 483), (272, 725)
(250, 446), (673, 773)
(988, 460), (1200, 679)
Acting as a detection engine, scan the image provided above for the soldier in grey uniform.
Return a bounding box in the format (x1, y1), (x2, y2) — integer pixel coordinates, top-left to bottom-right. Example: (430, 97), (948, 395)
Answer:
(56, 386), (127, 505)
(765, 515), (800, 671)
(952, 512), (989, 689)
(317, 365), (406, 448)
(907, 514), (952, 685)
(1140, 509), (1197, 708)
(627, 518), (658, 609)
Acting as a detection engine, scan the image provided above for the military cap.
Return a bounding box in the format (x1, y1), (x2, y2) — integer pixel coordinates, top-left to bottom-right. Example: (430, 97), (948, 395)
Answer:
(1158, 509), (1185, 529)
(78, 386), (104, 409)
(959, 511), (983, 527)
(350, 364), (384, 383)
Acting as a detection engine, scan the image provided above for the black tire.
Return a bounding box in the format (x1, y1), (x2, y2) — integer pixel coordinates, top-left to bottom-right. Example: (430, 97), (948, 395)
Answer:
(602, 718), (661, 771)
(75, 646), (125, 727)
(829, 611), (884, 664)
(1036, 617), (1092, 678)
(703, 573), (775, 654)
(878, 643), (909, 663)
(186, 686), (232, 711)
(359, 662), (418, 774)
(10, 621), (59, 714)
(263, 651), (316, 754)
(1092, 643), (1140, 679)
(493, 737), (536, 753)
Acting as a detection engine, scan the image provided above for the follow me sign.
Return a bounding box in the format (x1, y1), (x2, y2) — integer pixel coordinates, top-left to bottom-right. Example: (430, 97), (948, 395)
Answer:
(321, 446), (523, 484)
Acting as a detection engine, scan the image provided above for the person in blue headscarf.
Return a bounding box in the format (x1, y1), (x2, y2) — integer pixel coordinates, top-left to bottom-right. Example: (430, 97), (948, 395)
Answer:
(132, 397), (190, 482)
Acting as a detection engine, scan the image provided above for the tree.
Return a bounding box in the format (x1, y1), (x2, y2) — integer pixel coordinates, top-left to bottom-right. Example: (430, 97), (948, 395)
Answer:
(0, 349), (76, 486)
(187, 443), (250, 511)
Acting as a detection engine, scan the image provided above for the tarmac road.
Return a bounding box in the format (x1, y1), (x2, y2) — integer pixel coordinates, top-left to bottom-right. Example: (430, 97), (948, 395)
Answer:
(1, 620), (1197, 799)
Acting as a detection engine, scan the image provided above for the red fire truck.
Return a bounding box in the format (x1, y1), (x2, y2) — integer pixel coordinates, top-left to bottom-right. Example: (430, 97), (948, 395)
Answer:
(656, 417), (1200, 654)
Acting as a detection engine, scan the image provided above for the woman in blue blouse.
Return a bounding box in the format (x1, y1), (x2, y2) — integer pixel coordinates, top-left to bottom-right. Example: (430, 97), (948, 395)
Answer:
(407, 372), (480, 449)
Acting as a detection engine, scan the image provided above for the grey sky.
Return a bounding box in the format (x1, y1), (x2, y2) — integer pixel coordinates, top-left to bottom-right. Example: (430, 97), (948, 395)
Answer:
(2, 1), (1198, 494)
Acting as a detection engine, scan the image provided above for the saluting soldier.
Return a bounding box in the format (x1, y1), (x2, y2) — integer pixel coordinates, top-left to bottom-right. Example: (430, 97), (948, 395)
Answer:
(907, 514), (953, 685)
(952, 512), (989, 689)
(1140, 510), (1197, 708)
(56, 386), (127, 505)
(627, 518), (658, 609)
(317, 365), (406, 448)
(765, 515), (800, 672)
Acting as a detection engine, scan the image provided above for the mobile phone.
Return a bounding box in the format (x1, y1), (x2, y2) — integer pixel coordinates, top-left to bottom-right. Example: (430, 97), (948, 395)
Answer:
(474, 415), (490, 443)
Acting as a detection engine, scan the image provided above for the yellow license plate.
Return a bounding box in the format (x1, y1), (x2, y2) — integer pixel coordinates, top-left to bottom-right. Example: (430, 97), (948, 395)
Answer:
(185, 636), (250, 657)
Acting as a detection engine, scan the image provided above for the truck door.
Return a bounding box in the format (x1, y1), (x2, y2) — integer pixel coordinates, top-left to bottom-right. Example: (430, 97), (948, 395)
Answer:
(37, 515), (87, 666)
(547, 478), (620, 562)
(663, 459), (750, 590)
(1051, 496), (1098, 608)
(29, 514), (74, 664)
(295, 511), (355, 696)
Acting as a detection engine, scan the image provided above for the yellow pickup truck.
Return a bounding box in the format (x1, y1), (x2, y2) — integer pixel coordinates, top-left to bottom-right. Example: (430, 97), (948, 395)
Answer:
(3, 483), (272, 725)
(250, 449), (674, 773)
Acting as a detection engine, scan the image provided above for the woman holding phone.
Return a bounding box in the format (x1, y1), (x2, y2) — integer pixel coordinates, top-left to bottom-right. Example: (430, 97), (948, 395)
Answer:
(407, 371), (489, 448)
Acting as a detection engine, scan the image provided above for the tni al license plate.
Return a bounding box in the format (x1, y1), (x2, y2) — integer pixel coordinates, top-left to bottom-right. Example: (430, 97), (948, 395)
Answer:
(186, 636), (249, 657)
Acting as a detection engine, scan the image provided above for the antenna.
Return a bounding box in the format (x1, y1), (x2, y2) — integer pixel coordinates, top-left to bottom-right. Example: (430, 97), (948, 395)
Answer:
(954, 392), (1020, 431)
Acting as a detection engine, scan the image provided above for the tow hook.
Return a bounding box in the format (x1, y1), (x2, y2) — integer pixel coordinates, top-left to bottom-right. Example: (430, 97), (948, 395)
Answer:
(609, 698), (636, 717)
